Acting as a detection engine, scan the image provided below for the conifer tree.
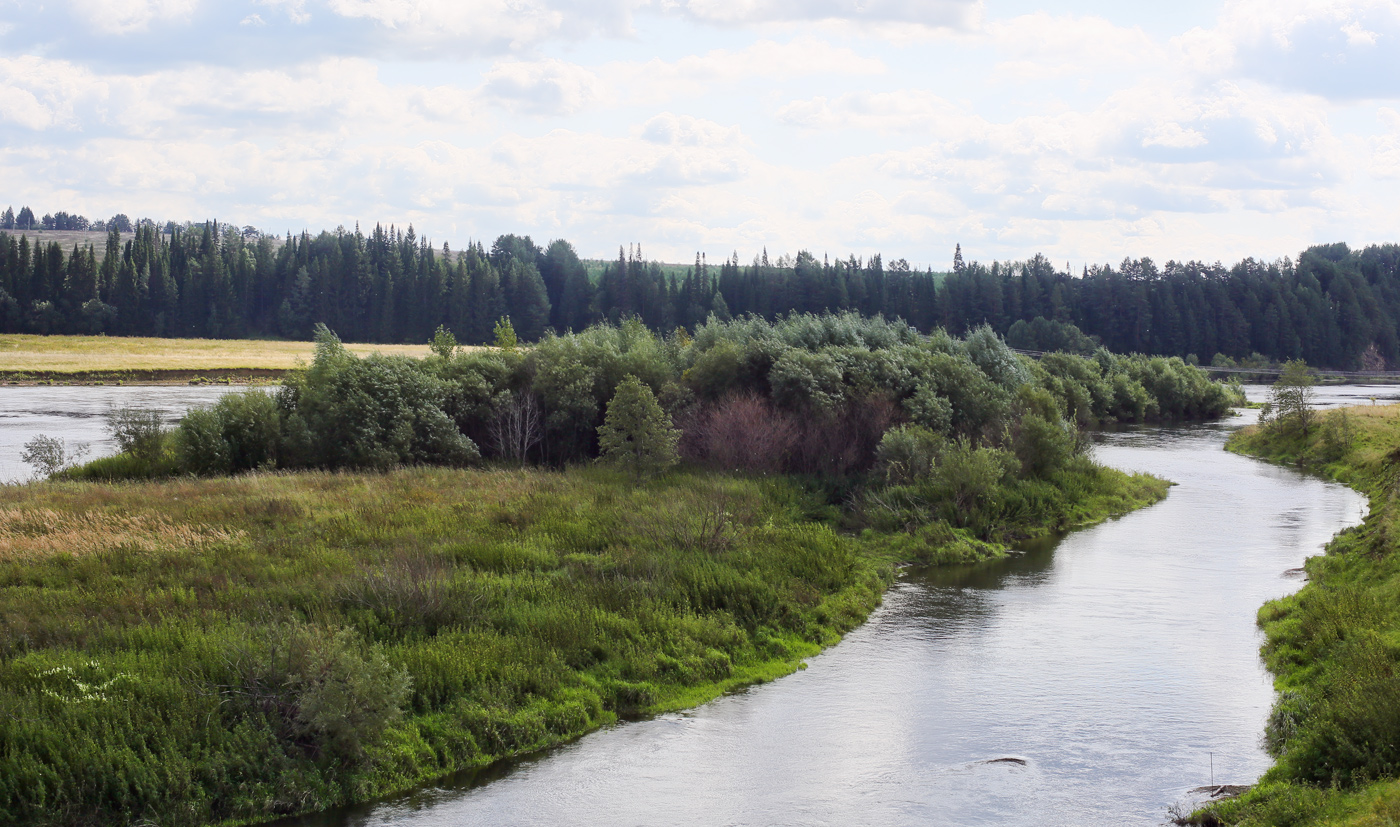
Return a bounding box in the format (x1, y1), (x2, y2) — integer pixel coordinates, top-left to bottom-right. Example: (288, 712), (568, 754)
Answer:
(597, 375), (680, 480)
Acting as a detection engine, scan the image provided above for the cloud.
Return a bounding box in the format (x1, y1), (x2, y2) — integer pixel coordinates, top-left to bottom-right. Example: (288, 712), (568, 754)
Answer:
(668, 0), (980, 29)
(1373, 107), (1400, 177)
(640, 113), (744, 146)
(985, 13), (1164, 80)
(612, 37), (883, 105)
(1180, 0), (1400, 99)
(480, 59), (604, 116)
(67, 0), (199, 35)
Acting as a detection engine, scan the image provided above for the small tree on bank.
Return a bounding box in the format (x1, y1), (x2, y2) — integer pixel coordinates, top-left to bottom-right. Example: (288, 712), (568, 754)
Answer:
(598, 375), (680, 480)
(1267, 359), (1317, 436)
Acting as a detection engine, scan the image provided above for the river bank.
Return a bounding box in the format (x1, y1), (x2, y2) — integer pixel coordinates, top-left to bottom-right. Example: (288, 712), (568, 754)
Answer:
(1199, 404), (1400, 826)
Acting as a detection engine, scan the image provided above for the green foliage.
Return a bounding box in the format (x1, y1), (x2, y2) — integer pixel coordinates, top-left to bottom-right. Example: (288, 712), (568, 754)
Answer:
(1213, 405), (1400, 827)
(20, 435), (88, 478)
(875, 424), (944, 485)
(597, 375), (680, 479)
(429, 324), (458, 359)
(493, 316), (518, 352)
(105, 404), (167, 463)
(178, 389), (281, 475)
(1267, 359), (1318, 436)
(278, 326), (479, 470)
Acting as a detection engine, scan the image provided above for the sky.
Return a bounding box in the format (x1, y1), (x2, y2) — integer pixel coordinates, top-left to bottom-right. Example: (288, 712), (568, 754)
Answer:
(1, 0), (1398, 269)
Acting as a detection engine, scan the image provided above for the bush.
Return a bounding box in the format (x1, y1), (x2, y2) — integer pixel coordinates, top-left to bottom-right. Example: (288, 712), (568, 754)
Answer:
(105, 405), (167, 463)
(681, 392), (797, 473)
(875, 425), (944, 485)
(179, 390), (281, 475)
(20, 435), (88, 479)
(278, 326), (479, 470)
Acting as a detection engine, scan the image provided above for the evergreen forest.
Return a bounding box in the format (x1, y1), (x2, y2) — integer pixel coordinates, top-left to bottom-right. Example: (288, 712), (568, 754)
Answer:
(2, 216), (1397, 370)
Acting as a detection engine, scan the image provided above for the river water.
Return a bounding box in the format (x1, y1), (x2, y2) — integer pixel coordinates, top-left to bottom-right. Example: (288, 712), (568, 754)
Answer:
(262, 386), (1381, 827)
(0, 384), (251, 482)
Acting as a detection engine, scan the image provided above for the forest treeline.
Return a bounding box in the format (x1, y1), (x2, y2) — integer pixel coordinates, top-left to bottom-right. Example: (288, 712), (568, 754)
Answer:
(2, 220), (1396, 369)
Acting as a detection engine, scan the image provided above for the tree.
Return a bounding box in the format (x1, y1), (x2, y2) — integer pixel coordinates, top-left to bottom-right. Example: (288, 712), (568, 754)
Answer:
(597, 375), (680, 479)
(493, 316), (517, 351)
(429, 324), (458, 359)
(1268, 359), (1316, 436)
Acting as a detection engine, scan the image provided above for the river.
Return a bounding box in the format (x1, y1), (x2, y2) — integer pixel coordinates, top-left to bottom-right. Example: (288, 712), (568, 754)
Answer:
(261, 385), (1379, 827)
(0, 383), (1384, 824)
(0, 384), (251, 482)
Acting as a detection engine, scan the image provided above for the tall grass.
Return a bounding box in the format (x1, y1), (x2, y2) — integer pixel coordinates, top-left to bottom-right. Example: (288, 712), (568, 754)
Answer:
(0, 466), (888, 826)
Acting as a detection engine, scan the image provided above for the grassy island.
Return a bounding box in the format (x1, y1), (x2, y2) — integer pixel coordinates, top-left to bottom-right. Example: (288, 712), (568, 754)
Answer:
(1, 312), (1231, 825)
(1203, 402), (1400, 826)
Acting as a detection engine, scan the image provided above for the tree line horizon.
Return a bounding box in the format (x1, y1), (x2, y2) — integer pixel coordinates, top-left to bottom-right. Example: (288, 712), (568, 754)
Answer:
(1, 214), (1396, 370)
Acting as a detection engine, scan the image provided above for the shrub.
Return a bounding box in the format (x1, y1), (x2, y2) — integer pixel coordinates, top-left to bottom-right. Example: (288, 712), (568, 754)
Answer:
(681, 392), (797, 473)
(105, 405), (167, 463)
(875, 425), (944, 485)
(19, 435), (88, 479)
(278, 326), (479, 470)
(222, 624), (412, 761)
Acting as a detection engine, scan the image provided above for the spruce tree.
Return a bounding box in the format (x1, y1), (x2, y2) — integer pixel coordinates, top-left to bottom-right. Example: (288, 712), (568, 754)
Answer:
(597, 375), (680, 480)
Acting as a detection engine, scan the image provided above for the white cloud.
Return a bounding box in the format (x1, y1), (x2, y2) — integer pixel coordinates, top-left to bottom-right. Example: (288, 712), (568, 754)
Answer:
(480, 59), (604, 117)
(67, 0), (199, 35)
(1373, 107), (1400, 177)
(640, 113), (744, 146)
(668, 0), (980, 29)
(1183, 0), (1400, 98)
(985, 13), (1163, 80)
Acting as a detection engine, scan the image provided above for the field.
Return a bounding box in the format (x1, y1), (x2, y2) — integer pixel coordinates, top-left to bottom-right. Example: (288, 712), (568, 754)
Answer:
(0, 466), (891, 826)
(0, 334), (441, 379)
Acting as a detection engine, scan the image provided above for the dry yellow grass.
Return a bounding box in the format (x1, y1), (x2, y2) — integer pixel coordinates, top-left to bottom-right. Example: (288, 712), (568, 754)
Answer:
(0, 506), (245, 561)
(0, 334), (460, 373)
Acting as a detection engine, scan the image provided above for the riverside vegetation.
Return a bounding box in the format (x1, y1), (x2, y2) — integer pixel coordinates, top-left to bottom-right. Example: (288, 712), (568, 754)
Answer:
(3, 312), (1237, 826)
(1200, 373), (1400, 826)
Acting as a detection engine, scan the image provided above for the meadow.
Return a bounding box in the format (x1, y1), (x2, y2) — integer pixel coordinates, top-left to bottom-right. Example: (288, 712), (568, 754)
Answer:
(1201, 404), (1400, 825)
(0, 334), (435, 378)
(0, 458), (1164, 826)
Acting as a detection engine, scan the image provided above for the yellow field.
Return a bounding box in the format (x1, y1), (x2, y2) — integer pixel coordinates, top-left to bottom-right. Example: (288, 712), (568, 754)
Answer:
(0, 334), (439, 374)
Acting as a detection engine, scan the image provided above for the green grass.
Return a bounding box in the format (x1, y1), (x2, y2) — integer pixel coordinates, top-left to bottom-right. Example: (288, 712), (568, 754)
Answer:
(0, 459), (1165, 826)
(1198, 406), (1400, 826)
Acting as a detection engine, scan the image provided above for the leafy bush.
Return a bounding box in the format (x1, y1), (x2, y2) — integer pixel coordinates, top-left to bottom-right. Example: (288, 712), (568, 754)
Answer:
(278, 326), (479, 470)
(105, 404), (167, 462)
(179, 389), (281, 475)
(875, 424), (944, 485)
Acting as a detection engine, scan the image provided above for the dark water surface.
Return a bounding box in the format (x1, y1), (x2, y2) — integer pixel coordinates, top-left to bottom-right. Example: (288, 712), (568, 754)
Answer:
(272, 388), (1377, 826)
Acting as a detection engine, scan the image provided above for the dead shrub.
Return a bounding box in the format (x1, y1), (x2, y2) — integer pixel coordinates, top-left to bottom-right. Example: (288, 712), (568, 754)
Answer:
(681, 392), (798, 473)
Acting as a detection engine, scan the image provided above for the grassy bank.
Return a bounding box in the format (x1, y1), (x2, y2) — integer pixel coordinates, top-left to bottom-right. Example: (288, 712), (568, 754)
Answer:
(1200, 405), (1400, 826)
(0, 334), (438, 381)
(0, 459), (1164, 827)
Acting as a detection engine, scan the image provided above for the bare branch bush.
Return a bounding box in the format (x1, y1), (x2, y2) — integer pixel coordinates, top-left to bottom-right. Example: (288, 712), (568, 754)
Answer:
(489, 390), (543, 465)
(20, 435), (90, 479)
